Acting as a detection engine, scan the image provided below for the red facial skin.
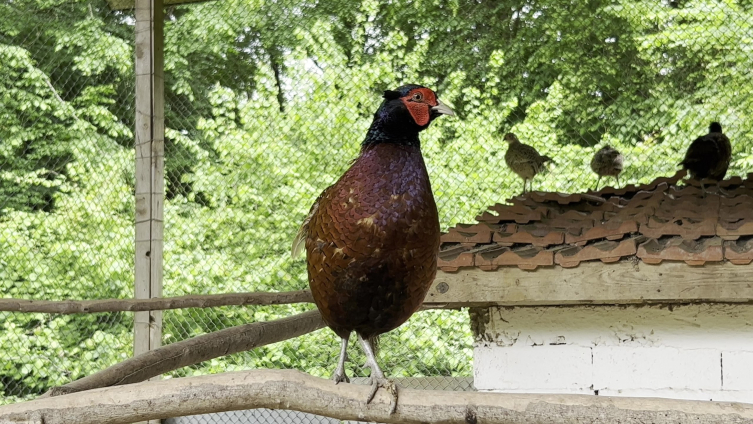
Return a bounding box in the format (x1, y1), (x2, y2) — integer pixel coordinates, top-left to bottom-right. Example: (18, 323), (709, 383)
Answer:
(401, 88), (438, 127)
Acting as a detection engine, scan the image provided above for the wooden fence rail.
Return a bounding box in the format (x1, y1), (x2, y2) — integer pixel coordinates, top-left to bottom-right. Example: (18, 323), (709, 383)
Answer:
(0, 290), (314, 314)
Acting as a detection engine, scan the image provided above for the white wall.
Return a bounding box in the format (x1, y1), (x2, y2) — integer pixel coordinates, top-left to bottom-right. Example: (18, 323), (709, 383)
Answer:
(474, 304), (753, 403)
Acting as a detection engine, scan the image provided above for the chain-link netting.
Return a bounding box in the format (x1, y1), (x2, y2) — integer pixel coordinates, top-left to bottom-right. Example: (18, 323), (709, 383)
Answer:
(157, 0), (478, 399)
(0, 0), (135, 404)
(2, 0), (753, 420)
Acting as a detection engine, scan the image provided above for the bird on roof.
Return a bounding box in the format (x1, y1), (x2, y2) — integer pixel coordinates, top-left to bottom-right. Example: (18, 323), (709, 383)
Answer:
(679, 122), (731, 195)
(590, 145), (624, 190)
(292, 84), (454, 414)
(504, 132), (554, 195)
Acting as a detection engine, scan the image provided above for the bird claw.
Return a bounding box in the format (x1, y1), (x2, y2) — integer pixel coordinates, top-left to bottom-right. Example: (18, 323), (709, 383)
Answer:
(365, 376), (398, 415)
(332, 336), (350, 385)
(332, 357), (350, 385)
(332, 371), (350, 385)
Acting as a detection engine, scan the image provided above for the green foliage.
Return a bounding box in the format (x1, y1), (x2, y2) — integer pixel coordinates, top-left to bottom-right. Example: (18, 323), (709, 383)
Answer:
(0, 0), (135, 402)
(2, 0), (753, 403)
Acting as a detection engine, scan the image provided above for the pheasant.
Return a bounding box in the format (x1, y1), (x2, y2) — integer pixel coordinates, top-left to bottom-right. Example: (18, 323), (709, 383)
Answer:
(679, 122), (731, 195)
(590, 145), (624, 190)
(504, 132), (553, 195)
(292, 84), (454, 414)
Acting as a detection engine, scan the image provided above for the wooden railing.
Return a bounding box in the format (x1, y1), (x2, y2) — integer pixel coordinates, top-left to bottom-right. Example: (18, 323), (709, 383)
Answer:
(3, 286), (753, 423)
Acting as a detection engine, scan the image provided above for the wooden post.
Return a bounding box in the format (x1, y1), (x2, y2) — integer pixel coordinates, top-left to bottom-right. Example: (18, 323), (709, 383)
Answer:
(134, 0), (163, 418)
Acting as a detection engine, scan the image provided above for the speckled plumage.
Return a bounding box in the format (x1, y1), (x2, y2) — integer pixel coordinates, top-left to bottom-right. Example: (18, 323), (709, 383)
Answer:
(504, 132), (553, 194)
(590, 145), (624, 190)
(304, 142), (439, 340)
(292, 85), (452, 411)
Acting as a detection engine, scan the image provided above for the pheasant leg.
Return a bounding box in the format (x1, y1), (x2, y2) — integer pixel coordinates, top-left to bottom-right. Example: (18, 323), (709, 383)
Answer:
(715, 181), (732, 197)
(332, 336), (350, 384)
(358, 334), (398, 414)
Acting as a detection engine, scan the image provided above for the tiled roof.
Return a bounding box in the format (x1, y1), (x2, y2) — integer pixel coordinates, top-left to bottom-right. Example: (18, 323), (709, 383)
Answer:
(439, 171), (753, 271)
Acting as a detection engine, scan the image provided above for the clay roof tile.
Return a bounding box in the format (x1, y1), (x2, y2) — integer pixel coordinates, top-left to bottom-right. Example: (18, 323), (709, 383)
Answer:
(441, 175), (753, 271)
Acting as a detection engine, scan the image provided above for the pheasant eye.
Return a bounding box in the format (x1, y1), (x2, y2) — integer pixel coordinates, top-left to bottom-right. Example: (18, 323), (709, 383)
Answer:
(412, 92), (423, 101)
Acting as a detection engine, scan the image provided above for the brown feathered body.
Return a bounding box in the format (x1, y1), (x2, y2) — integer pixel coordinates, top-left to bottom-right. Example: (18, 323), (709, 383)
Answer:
(679, 122), (731, 181)
(504, 132), (553, 193)
(293, 85), (453, 359)
(590, 146), (624, 188)
(304, 142), (440, 340)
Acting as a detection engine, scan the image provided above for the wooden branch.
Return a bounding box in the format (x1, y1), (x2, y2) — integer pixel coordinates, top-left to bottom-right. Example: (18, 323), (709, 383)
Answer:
(44, 77), (80, 121)
(42, 310), (325, 397)
(4, 370), (753, 424)
(0, 290), (314, 314)
(270, 51), (286, 113)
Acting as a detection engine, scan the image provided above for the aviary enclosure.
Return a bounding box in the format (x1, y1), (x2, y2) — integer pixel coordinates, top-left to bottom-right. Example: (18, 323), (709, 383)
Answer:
(1, 0), (753, 422)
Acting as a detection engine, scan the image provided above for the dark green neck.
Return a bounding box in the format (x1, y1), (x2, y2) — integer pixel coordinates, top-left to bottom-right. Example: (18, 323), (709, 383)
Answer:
(361, 106), (421, 148)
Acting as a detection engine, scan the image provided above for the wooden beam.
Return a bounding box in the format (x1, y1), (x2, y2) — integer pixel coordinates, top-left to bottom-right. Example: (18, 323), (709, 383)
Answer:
(133, 3), (163, 424)
(4, 370), (753, 424)
(42, 310), (325, 397)
(39, 310), (467, 397)
(6, 260), (753, 315)
(423, 261), (753, 308)
(108, 0), (207, 11)
(0, 290), (314, 314)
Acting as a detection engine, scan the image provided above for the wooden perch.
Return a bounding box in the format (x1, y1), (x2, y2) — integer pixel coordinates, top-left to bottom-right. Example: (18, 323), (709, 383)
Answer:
(0, 290), (445, 314)
(0, 290), (314, 314)
(42, 310), (325, 397)
(3, 370), (753, 424)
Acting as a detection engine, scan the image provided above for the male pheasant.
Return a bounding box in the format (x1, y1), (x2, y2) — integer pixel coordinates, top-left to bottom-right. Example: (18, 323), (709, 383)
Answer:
(292, 85), (454, 413)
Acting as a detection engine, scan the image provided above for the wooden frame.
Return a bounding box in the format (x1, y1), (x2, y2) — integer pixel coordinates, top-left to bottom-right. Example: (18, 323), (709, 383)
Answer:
(134, 0), (164, 373)
(423, 261), (753, 308)
(133, 2), (164, 424)
(108, 0), (207, 10)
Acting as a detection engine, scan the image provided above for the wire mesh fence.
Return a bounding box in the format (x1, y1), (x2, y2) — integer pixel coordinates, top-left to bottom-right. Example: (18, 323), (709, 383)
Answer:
(0, 0), (135, 404)
(2, 0), (753, 420)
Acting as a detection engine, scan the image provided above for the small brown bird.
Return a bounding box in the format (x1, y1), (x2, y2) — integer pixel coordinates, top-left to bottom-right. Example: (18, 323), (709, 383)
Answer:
(504, 132), (553, 195)
(679, 122), (731, 195)
(590, 145), (624, 190)
(292, 84), (454, 414)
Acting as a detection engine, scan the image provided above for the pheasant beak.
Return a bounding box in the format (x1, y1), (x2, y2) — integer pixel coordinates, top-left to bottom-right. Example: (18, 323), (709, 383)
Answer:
(431, 99), (455, 116)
